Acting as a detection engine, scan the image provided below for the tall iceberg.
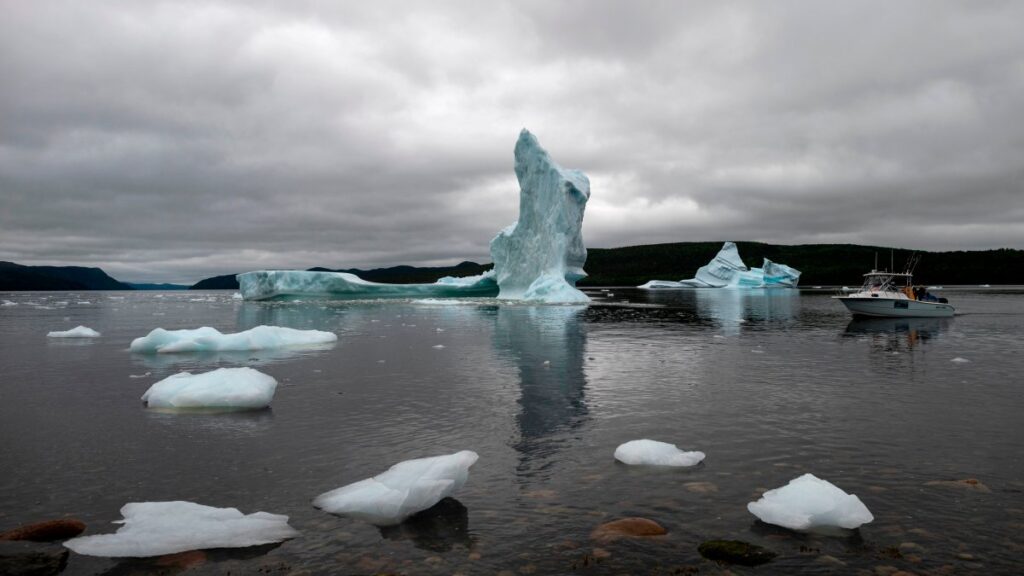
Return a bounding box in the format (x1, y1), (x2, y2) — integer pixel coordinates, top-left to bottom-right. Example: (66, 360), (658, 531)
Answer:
(638, 242), (800, 289)
(239, 130), (590, 304)
(489, 130), (590, 303)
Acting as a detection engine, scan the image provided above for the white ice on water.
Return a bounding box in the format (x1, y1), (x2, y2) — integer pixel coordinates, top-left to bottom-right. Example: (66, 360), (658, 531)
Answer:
(238, 129), (591, 304)
(2, 299), (16, 306)
(141, 367), (277, 409)
(47, 326), (101, 338)
(638, 242), (801, 289)
(129, 325), (336, 354)
(63, 501), (298, 557)
(747, 473), (874, 531)
(313, 450), (479, 526)
(613, 439), (705, 467)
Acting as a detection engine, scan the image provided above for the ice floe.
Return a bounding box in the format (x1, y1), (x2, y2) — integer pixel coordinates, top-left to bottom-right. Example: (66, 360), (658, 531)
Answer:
(313, 450), (479, 526)
(129, 325), (336, 354)
(63, 501), (298, 557)
(47, 326), (101, 338)
(950, 357), (971, 363)
(747, 473), (873, 531)
(613, 439), (705, 467)
(639, 242), (800, 289)
(141, 367), (277, 409)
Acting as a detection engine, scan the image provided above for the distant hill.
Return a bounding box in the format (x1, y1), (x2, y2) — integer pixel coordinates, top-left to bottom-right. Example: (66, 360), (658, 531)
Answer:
(0, 261), (132, 291)
(579, 242), (1024, 286)
(189, 261), (492, 290)
(126, 282), (189, 290)
(188, 243), (1024, 291)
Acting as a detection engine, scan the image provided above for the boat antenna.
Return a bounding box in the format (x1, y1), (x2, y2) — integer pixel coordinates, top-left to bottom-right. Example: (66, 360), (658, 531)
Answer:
(874, 252), (878, 272)
(890, 249), (894, 273)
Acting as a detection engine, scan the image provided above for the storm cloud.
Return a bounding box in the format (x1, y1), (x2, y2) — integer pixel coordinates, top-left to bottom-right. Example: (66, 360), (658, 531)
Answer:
(2, 1), (1022, 282)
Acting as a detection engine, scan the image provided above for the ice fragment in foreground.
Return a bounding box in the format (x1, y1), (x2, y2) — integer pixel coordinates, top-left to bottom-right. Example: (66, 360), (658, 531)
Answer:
(63, 501), (298, 557)
(237, 270), (498, 301)
(130, 325), (336, 353)
(614, 439), (705, 467)
(141, 367), (277, 409)
(638, 242), (800, 289)
(313, 450), (479, 526)
(47, 326), (101, 338)
(747, 473), (873, 530)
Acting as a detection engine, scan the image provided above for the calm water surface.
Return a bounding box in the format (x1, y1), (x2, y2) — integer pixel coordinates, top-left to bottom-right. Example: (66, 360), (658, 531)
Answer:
(1, 288), (1022, 575)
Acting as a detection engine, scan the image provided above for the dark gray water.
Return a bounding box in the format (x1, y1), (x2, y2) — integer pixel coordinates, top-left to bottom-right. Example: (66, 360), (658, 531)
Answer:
(1, 288), (1022, 575)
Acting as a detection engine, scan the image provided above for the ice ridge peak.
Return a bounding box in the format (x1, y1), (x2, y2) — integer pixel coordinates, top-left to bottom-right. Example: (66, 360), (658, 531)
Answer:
(489, 129), (591, 303)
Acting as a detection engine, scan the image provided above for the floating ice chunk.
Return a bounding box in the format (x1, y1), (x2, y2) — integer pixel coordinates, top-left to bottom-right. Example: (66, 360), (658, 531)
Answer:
(141, 368), (277, 409)
(63, 501), (298, 557)
(129, 325), (336, 354)
(639, 243), (800, 289)
(950, 357), (970, 363)
(414, 298), (467, 305)
(614, 439), (705, 467)
(2, 299), (16, 306)
(489, 130), (591, 303)
(47, 326), (101, 338)
(129, 372), (151, 379)
(237, 270), (497, 301)
(313, 450), (479, 526)
(432, 344), (446, 349)
(231, 292), (243, 300)
(747, 473), (873, 531)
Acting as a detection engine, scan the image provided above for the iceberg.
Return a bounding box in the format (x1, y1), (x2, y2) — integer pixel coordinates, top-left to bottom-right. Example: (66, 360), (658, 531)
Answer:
(747, 473), (874, 531)
(47, 326), (101, 338)
(489, 129), (590, 303)
(638, 242), (800, 289)
(313, 450), (478, 526)
(63, 501), (299, 557)
(239, 129), (590, 304)
(129, 325), (336, 354)
(613, 439), (705, 467)
(236, 270), (497, 301)
(141, 367), (277, 409)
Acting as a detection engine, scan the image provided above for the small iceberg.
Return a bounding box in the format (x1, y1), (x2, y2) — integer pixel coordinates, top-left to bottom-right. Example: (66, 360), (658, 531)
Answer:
(141, 367), (277, 409)
(63, 501), (299, 557)
(130, 325), (336, 354)
(747, 473), (873, 531)
(47, 326), (101, 338)
(614, 439), (705, 467)
(639, 242), (800, 289)
(313, 450), (479, 526)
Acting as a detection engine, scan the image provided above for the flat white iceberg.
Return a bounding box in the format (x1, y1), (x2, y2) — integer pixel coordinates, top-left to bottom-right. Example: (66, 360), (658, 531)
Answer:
(130, 325), (336, 354)
(613, 439), (705, 467)
(638, 242), (801, 289)
(239, 129), (591, 304)
(237, 270), (498, 301)
(313, 450), (479, 526)
(63, 501), (298, 557)
(141, 367), (277, 409)
(747, 473), (874, 531)
(47, 326), (101, 338)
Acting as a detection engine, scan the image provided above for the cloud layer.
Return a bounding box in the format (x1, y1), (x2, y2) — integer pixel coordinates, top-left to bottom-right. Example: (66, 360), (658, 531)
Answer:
(2, 1), (1022, 282)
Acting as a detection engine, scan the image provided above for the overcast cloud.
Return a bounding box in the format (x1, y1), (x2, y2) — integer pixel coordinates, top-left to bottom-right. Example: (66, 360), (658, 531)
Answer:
(1, 1), (1022, 283)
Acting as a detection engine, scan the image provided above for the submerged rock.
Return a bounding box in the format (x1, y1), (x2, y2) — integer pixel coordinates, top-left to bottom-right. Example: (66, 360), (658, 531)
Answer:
(0, 540), (69, 575)
(590, 518), (667, 542)
(0, 519), (85, 542)
(924, 478), (991, 493)
(698, 539), (776, 566)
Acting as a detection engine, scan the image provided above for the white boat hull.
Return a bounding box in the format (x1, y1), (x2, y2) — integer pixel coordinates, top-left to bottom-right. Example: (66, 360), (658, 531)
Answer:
(835, 296), (954, 318)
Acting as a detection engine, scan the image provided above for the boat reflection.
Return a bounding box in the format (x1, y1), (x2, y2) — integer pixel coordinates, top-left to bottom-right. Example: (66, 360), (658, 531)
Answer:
(844, 316), (950, 352)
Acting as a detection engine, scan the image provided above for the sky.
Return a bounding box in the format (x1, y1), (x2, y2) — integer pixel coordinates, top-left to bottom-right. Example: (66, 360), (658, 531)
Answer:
(2, 1), (1022, 283)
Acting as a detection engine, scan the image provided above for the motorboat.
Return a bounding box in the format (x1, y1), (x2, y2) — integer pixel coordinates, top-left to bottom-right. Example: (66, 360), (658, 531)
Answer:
(833, 270), (954, 318)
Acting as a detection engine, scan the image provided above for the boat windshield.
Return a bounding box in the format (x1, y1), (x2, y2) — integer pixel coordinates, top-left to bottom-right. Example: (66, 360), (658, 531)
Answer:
(861, 272), (912, 291)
